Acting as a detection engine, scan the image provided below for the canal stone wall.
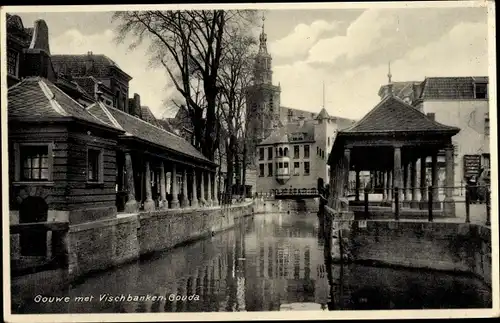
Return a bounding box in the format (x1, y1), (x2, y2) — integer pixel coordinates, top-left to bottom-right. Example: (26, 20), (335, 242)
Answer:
(348, 221), (492, 286)
(67, 202), (253, 280)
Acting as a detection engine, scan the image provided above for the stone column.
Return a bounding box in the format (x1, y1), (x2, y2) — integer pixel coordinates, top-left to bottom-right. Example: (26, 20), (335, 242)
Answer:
(403, 162), (411, 207)
(124, 152), (138, 213)
(387, 170), (393, 202)
(355, 169), (360, 201)
(171, 164), (180, 209)
(199, 171), (206, 206)
(382, 170), (388, 202)
(213, 171), (219, 206)
(431, 152), (440, 209)
(393, 146), (403, 210)
(143, 160), (155, 211)
(206, 171), (213, 206)
(181, 168), (189, 208)
(191, 169), (199, 208)
(410, 159), (419, 208)
(159, 162), (168, 209)
(443, 145), (455, 216)
(343, 148), (351, 197)
(419, 154), (427, 209)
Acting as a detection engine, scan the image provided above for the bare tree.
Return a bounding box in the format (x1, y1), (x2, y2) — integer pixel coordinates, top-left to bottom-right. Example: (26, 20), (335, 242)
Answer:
(217, 24), (257, 197)
(113, 10), (257, 161)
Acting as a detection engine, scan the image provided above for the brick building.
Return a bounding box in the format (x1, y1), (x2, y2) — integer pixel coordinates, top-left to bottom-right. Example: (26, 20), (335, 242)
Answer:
(255, 108), (355, 195)
(379, 75), (490, 185)
(7, 16), (220, 260)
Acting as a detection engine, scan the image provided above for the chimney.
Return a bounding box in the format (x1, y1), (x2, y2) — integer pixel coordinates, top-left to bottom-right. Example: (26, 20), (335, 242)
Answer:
(21, 19), (56, 81)
(133, 93), (142, 118)
(85, 51), (93, 74)
(426, 112), (435, 121)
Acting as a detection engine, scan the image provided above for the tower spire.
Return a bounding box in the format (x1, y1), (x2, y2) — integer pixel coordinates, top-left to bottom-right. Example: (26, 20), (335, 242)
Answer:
(259, 12), (268, 54)
(387, 61), (393, 96)
(322, 80), (325, 109)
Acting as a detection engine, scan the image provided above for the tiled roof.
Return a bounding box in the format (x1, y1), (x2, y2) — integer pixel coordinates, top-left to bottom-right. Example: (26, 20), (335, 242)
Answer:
(281, 106), (317, 119)
(259, 120), (315, 145)
(316, 108), (330, 119)
(141, 106), (160, 126)
(342, 95), (460, 134)
(420, 76), (488, 100)
(8, 77), (119, 130)
(51, 54), (127, 79)
(92, 104), (213, 164)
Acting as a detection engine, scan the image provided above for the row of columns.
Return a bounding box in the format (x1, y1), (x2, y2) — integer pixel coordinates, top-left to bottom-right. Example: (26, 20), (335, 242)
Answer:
(124, 152), (219, 213)
(350, 145), (455, 216)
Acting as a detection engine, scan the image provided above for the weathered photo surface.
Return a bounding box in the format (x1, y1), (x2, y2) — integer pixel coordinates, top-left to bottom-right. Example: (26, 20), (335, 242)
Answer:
(2, 1), (498, 321)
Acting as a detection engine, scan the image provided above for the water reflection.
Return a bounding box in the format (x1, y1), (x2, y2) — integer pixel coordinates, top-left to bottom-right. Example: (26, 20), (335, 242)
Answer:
(12, 212), (491, 313)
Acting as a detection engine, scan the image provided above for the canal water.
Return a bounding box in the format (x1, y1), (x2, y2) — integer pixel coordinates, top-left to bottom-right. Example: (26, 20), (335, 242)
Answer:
(12, 211), (491, 313)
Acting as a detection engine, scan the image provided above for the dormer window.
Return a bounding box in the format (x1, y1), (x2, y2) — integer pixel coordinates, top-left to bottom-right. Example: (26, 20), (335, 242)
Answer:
(7, 49), (19, 77)
(474, 82), (488, 99)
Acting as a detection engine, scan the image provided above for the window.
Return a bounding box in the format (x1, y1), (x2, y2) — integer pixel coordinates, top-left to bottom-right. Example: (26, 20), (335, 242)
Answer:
(279, 162), (283, 168)
(268, 163), (273, 177)
(284, 162), (289, 168)
(259, 164), (265, 177)
(328, 137), (331, 146)
(294, 145), (300, 159)
(304, 145), (310, 158)
(259, 147), (265, 160)
(304, 162), (310, 175)
(475, 83), (488, 99)
(20, 146), (49, 181)
(7, 49), (19, 77)
(284, 147), (289, 157)
(279, 147), (283, 157)
(485, 112), (490, 136)
(294, 162), (300, 175)
(322, 150), (325, 159)
(87, 149), (102, 182)
(268, 147), (273, 160)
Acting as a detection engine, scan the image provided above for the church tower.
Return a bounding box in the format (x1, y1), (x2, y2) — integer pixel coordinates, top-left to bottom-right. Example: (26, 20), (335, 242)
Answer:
(246, 13), (282, 166)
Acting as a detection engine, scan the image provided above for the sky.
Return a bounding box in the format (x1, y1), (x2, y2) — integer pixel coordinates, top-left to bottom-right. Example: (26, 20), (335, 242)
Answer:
(12, 3), (490, 120)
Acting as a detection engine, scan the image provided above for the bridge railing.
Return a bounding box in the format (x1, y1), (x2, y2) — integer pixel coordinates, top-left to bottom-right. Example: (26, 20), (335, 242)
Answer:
(352, 184), (491, 226)
(10, 221), (69, 276)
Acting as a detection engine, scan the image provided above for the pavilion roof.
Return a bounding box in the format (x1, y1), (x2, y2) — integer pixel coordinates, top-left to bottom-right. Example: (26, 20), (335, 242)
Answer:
(340, 95), (460, 135)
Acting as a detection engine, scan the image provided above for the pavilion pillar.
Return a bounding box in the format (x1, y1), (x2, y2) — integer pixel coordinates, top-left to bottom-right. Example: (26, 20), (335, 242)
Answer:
(199, 171), (206, 206)
(181, 168), (189, 208)
(410, 158), (419, 208)
(170, 164), (180, 209)
(207, 171), (213, 206)
(393, 146), (403, 211)
(387, 170), (393, 202)
(213, 171), (219, 206)
(431, 151), (440, 209)
(159, 162), (168, 209)
(124, 152), (138, 213)
(355, 169), (360, 201)
(443, 145), (456, 216)
(419, 154), (428, 209)
(403, 162), (411, 207)
(191, 168), (199, 208)
(343, 148), (351, 197)
(382, 171), (388, 202)
(143, 160), (155, 211)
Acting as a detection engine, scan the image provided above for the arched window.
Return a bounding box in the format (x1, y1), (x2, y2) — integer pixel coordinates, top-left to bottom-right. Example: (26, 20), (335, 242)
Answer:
(279, 147), (283, 157)
(284, 147), (289, 157)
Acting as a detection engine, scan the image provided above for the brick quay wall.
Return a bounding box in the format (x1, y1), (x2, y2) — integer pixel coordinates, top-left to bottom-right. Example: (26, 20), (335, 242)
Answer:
(346, 221), (492, 287)
(68, 202), (254, 280)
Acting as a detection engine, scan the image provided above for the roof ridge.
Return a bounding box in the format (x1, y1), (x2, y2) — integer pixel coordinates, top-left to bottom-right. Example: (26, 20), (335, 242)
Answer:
(341, 95), (393, 132)
(38, 79), (70, 116)
(87, 102), (125, 131)
(105, 104), (185, 139)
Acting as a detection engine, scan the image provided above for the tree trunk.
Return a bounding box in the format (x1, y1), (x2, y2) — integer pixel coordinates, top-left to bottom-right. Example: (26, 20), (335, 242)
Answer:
(242, 142), (248, 198)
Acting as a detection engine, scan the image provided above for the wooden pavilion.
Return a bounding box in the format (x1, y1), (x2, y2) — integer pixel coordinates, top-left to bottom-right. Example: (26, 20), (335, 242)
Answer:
(327, 91), (460, 218)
